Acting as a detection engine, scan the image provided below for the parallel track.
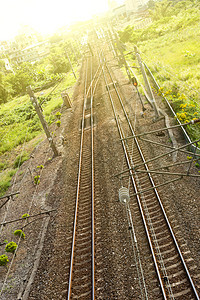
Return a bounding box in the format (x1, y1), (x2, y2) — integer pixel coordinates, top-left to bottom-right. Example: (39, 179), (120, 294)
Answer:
(100, 50), (199, 300)
(67, 56), (95, 299)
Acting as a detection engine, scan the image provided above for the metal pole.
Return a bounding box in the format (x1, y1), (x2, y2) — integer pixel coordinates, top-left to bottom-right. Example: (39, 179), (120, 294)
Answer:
(134, 45), (160, 119)
(27, 86), (59, 157)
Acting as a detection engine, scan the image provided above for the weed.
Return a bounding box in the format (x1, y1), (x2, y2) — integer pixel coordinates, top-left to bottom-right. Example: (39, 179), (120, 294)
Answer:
(34, 175), (40, 185)
(195, 163), (200, 168)
(55, 111), (61, 119)
(36, 165), (44, 169)
(5, 242), (17, 254)
(0, 254), (9, 266)
(14, 230), (25, 239)
(56, 120), (61, 127)
(22, 213), (30, 219)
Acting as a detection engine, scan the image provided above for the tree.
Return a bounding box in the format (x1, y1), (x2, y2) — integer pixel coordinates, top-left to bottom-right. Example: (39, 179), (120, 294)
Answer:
(0, 84), (9, 104)
(48, 47), (70, 74)
(149, 0), (173, 20)
(6, 63), (34, 96)
(147, 0), (155, 9)
(49, 34), (63, 44)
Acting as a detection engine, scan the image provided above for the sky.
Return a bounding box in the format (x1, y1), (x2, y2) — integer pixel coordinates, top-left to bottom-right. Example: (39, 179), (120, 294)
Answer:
(0, 0), (124, 41)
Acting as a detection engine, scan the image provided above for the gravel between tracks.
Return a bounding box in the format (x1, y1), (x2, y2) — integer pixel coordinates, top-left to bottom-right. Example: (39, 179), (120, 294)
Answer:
(0, 52), (199, 299)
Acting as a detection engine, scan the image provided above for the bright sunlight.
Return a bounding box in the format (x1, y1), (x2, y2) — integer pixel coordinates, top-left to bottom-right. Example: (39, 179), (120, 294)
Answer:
(0, 0), (123, 40)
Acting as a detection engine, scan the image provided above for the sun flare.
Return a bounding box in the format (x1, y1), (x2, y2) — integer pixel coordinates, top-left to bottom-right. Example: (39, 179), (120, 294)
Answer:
(0, 0), (123, 40)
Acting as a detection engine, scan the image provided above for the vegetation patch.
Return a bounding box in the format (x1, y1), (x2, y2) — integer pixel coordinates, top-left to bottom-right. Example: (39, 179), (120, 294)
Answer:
(13, 152), (29, 169)
(5, 242), (17, 254)
(119, 0), (200, 142)
(0, 37), (79, 196)
(0, 169), (17, 196)
(34, 175), (40, 185)
(14, 230), (25, 239)
(0, 254), (9, 267)
(22, 213), (30, 219)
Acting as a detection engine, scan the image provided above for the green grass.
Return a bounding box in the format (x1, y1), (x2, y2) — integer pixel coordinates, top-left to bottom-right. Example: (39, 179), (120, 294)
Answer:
(120, 1), (200, 141)
(0, 68), (77, 196)
(0, 71), (76, 154)
(0, 169), (17, 196)
(13, 151), (29, 168)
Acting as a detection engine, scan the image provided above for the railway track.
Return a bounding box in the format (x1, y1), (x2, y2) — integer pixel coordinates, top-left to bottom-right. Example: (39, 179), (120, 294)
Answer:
(99, 49), (200, 299)
(67, 55), (96, 299)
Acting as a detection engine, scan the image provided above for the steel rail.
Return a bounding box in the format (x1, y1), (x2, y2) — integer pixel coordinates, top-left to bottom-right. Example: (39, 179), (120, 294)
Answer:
(90, 55), (95, 300)
(67, 53), (98, 299)
(100, 52), (167, 300)
(103, 52), (199, 299)
(67, 57), (89, 299)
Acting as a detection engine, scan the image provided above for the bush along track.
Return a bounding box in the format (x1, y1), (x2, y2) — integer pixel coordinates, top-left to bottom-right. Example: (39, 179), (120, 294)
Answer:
(0, 38), (79, 197)
(118, 0), (200, 143)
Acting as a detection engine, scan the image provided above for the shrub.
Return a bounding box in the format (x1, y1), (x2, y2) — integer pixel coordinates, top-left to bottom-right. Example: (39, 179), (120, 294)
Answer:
(55, 111), (61, 119)
(0, 84), (9, 104)
(14, 230), (25, 239)
(0, 254), (9, 266)
(5, 242), (17, 254)
(118, 26), (134, 43)
(56, 120), (61, 127)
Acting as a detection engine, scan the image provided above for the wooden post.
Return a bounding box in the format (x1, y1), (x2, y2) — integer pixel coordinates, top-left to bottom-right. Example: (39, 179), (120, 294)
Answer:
(65, 49), (77, 79)
(27, 86), (59, 157)
(134, 46), (160, 119)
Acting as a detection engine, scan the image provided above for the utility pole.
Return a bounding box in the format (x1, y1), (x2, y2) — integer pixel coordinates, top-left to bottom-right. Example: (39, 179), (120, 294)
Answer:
(134, 46), (160, 119)
(27, 86), (59, 157)
(65, 49), (77, 79)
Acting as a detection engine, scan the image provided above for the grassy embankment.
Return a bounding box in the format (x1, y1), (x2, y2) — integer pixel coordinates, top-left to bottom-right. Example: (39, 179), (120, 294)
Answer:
(119, 0), (200, 141)
(0, 70), (77, 196)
